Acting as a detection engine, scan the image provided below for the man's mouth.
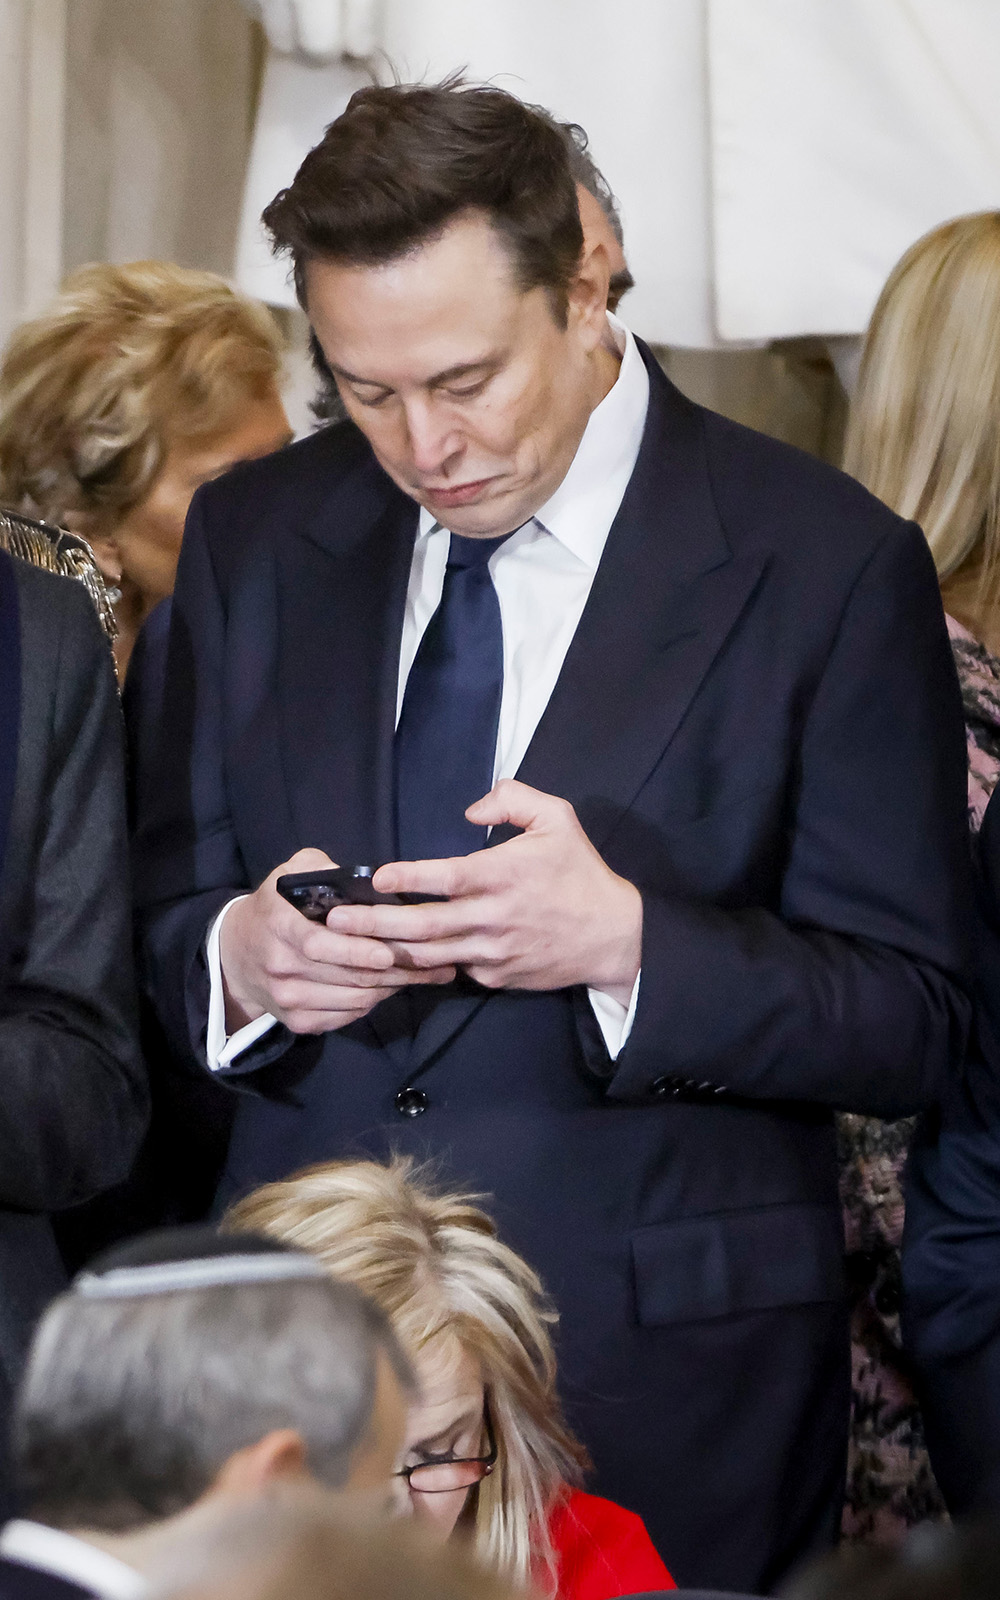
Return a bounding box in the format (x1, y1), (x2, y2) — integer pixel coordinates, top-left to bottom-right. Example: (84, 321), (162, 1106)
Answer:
(422, 477), (497, 508)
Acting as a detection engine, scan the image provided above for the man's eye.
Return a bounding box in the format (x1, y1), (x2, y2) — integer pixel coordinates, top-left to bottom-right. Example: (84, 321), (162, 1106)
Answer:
(351, 388), (392, 409)
(446, 381), (487, 400)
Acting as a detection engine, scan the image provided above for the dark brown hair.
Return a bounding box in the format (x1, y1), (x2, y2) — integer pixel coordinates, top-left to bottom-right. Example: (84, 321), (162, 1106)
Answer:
(263, 81), (584, 323)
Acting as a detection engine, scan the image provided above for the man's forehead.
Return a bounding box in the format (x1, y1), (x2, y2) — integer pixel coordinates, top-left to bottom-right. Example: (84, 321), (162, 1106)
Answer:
(304, 211), (521, 313)
(305, 224), (550, 387)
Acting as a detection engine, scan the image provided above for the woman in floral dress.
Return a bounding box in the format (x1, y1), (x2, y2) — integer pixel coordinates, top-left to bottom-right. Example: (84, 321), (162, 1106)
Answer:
(840, 209), (1000, 1541)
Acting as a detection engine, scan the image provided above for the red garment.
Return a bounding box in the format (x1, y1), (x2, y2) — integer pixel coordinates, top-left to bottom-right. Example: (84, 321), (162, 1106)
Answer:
(546, 1488), (676, 1600)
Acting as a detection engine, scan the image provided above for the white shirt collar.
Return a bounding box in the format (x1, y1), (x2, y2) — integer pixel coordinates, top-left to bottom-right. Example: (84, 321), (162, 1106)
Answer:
(417, 314), (649, 568)
(0, 1521), (145, 1600)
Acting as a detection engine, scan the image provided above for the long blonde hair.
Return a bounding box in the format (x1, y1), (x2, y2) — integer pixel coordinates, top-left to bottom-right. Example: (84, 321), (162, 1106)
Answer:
(225, 1159), (586, 1587)
(843, 212), (1000, 611)
(0, 260), (284, 533)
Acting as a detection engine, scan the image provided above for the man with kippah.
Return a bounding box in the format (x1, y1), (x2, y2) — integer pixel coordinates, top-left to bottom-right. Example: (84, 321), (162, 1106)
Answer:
(0, 1228), (412, 1600)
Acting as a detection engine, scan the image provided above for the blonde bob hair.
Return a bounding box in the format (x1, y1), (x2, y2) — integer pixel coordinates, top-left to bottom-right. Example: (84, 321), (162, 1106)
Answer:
(225, 1159), (587, 1587)
(0, 260), (284, 532)
(843, 211), (1000, 608)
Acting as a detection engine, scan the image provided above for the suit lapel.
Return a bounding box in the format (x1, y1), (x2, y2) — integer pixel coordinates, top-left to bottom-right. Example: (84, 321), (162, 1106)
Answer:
(409, 348), (768, 1074)
(278, 457), (416, 868)
(277, 453), (417, 1070)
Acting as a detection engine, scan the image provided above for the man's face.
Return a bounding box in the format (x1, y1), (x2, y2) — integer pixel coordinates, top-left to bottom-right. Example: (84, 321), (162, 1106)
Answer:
(306, 211), (611, 539)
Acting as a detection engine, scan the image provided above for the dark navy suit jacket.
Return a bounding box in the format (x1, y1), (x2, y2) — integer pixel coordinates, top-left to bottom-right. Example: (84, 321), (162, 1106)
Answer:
(132, 347), (971, 1592)
(904, 785), (1000, 1512)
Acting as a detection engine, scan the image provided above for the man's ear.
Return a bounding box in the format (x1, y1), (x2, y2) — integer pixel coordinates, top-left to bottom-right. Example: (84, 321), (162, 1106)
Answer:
(566, 236), (612, 351)
(209, 1430), (311, 1499)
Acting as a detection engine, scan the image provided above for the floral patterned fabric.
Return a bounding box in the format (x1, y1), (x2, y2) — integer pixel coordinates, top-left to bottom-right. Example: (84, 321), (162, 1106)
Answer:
(838, 614), (1000, 1544)
(948, 614), (1000, 828)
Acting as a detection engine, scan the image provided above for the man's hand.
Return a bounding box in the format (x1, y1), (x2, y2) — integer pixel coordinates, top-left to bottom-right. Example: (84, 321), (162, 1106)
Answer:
(219, 849), (457, 1035)
(326, 782), (643, 1001)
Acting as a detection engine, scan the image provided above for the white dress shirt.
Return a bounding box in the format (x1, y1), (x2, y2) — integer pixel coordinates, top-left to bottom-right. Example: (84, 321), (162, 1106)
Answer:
(0, 1521), (144, 1600)
(206, 315), (649, 1070)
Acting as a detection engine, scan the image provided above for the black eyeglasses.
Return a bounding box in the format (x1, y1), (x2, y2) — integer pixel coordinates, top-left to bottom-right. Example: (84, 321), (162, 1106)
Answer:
(394, 1402), (497, 1495)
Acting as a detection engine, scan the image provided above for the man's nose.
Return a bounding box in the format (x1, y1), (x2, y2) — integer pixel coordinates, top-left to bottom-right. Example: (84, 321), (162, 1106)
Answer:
(403, 399), (461, 478)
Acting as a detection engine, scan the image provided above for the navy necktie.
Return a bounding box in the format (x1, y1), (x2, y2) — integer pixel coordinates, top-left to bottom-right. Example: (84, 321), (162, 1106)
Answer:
(395, 532), (511, 861)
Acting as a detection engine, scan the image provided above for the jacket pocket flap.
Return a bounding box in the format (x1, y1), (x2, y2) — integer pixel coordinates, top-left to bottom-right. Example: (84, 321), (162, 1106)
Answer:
(632, 1202), (845, 1327)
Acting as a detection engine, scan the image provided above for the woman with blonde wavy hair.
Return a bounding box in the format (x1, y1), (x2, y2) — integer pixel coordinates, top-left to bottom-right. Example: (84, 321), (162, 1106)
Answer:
(0, 260), (291, 675)
(841, 211), (1000, 1541)
(225, 1158), (674, 1600)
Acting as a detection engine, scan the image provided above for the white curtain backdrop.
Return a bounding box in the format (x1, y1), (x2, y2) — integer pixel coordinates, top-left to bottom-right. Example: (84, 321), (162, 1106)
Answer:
(709, 0), (1000, 340)
(236, 0), (1000, 348)
(235, 0), (715, 346)
(0, 0), (66, 350)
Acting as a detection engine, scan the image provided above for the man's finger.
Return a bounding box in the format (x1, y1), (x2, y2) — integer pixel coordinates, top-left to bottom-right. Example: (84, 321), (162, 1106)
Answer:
(273, 966), (458, 1022)
(326, 896), (486, 942)
(371, 852), (497, 899)
(464, 778), (572, 832)
(386, 937), (500, 971)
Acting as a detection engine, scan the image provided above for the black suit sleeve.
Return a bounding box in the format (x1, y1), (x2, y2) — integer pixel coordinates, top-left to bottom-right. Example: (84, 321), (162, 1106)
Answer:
(607, 520), (971, 1117)
(0, 578), (147, 1210)
(131, 496), (296, 1077)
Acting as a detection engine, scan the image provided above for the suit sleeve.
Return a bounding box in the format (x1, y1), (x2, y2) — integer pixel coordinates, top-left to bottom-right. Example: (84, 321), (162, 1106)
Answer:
(606, 520), (972, 1117)
(131, 494), (295, 1077)
(0, 583), (148, 1211)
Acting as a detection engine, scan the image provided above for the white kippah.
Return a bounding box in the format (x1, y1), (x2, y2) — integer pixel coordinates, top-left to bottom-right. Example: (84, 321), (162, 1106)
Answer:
(74, 1253), (327, 1298)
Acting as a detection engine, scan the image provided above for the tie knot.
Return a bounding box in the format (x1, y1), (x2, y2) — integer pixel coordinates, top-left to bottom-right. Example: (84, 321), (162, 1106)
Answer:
(446, 532), (510, 571)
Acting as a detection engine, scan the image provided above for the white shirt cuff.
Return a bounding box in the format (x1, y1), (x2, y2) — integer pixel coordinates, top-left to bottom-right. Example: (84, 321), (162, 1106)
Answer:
(206, 896), (280, 1071)
(586, 970), (641, 1061)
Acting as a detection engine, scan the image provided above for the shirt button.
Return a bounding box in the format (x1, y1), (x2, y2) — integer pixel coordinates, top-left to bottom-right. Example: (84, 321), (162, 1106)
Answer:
(395, 1087), (428, 1117)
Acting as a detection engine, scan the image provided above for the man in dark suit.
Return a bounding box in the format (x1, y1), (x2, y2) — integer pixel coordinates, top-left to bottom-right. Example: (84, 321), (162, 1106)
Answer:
(0, 548), (147, 1518)
(132, 82), (971, 1591)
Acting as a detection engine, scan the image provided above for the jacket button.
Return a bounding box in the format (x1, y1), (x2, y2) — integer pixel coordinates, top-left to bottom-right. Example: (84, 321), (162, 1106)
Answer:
(650, 1076), (672, 1099)
(395, 1087), (428, 1117)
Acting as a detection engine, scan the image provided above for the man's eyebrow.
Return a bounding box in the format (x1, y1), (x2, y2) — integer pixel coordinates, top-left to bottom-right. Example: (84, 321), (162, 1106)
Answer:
(329, 359), (497, 389)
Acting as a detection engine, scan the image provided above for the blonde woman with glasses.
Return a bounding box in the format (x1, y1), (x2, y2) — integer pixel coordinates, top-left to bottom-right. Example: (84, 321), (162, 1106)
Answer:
(226, 1158), (674, 1600)
(842, 210), (1000, 1539)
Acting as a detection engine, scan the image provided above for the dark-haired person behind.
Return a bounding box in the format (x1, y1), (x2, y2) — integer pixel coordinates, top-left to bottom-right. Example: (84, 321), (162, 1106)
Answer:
(0, 551), (147, 1517)
(132, 82), (971, 1592)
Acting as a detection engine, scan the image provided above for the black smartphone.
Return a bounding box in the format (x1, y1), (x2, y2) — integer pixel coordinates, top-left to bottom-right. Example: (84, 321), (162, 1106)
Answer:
(275, 865), (445, 922)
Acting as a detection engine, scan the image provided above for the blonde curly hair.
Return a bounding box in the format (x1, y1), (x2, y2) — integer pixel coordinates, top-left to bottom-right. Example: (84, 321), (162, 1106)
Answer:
(0, 260), (284, 532)
(224, 1159), (587, 1589)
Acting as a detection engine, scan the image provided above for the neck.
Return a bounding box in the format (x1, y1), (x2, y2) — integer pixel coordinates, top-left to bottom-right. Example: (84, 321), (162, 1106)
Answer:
(112, 577), (159, 679)
(592, 328), (623, 405)
(68, 1507), (200, 1577)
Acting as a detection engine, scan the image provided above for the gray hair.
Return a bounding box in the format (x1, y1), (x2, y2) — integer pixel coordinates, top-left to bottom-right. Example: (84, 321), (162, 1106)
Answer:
(14, 1270), (409, 1533)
